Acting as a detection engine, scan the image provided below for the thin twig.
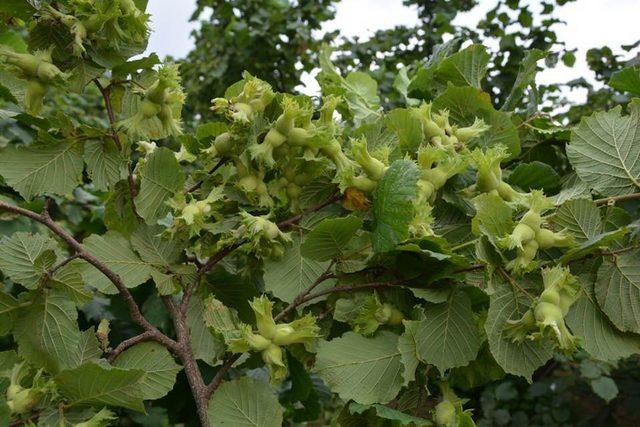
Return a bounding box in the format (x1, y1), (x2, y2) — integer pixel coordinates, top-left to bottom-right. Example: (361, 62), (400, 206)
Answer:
(186, 158), (227, 194)
(107, 331), (157, 362)
(595, 192), (640, 205)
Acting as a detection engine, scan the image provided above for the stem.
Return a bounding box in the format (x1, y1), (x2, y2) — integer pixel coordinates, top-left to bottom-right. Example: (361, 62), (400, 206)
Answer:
(107, 331), (157, 362)
(595, 192), (640, 205)
(186, 158), (227, 194)
(450, 239), (478, 252)
(94, 79), (140, 202)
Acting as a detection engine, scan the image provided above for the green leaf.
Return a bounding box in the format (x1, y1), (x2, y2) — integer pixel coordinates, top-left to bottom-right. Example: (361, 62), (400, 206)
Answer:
(130, 225), (184, 269)
(84, 139), (128, 191)
(507, 161), (560, 193)
(0, 232), (57, 289)
(433, 44), (490, 89)
(135, 147), (185, 224)
(485, 277), (552, 380)
(14, 289), (81, 374)
(114, 342), (181, 400)
(55, 362), (145, 412)
(590, 376), (619, 402)
(349, 402), (431, 426)
(301, 216), (362, 261)
(50, 261), (93, 306)
(433, 86), (520, 157)
(80, 231), (153, 294)
(595, 250), (640, 333)
(566, 105), (640, 196)
(207, 377), (283, 427)
(71, 329), (103, 367)
(567, 281), (640, 362)
(559, 228), (627, 264)
(315, 331), (404, 405)
(0, 291), (20, 335)
(372, 159), (420, 252)
(552, 174), (592, 205)
(553, 199), (601, 242)
(501, 49), (546, 111)
(386, 108), (424, 153)
(0, 142), (84, 200)
(472, 192), (514, 243)
(264, 234), (334, 303)
(397, 320), (420, 386)
(609, 66), (640, 96)
(0, 0), (37, 20)
(104, 180), (140, 237)
(187, 294), (225, 366)
(409, 292), (481, 371)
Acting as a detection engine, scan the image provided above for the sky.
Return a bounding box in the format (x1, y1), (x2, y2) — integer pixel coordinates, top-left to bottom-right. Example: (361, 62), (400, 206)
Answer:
(145, 0), (639, 98)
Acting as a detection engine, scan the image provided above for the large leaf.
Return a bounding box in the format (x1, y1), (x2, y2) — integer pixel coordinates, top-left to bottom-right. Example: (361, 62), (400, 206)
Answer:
(410, 292), (481, 371)
(0, 291), (20, 335)
(507, 161), (560, 193)
(485, 277), (553, 380)
(135, 147), (185, 224)
(553, 199), (601, 242)
(433, 86), (520, 157)
(595, 250), (640, 333)
(0, 142), (84, 200)
(372, 160), (420, 252)
(130, 225), (184, 268)
(55, 362), (145, 412)
(0, 232), (57, 289)
(14, 289), (81, 374)
(501, 49), (546, 111)
(84, 139), (128, 191)
(207, 377), (283, 427)
(80, 231), (153, 294)
(301, 216), (362, 261)
(566, 105), (640, 196)
(567, 281), (640, 361)
(187, 294), (225, 366)
(114, 342), (181, 400)
(433, 44), (490, 88)
(609, 66), (640, 97)
(315, 331), (404, 405)
(264, 234), (334, 303)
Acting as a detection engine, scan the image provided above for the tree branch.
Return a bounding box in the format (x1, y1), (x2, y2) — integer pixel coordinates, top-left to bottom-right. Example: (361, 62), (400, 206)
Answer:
(0, 200), (177, 351)
(107, 331), (157, 362)
(186, 158), (227, 194)
(595, 192), (640, 205)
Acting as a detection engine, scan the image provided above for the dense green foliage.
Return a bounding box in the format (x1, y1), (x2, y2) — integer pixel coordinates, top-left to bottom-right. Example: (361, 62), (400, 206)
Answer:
(1, 1), (640, 426)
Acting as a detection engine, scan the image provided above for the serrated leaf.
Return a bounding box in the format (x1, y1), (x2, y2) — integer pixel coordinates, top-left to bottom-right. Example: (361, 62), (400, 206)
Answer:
(485, 277), (552, 380)
(71, 328), (103, 367)
(433, 86), (520, 157)
(595, 250), (640, 333)
(80, 231), (153, 294)
(114, 342), (181, 400)
(410, 292), (481, 371)
(55, 362), (145, 412)
(301, 216), (362, 261)
(566, 105), (640, 196)
(372, 159), (420, 252)
(552, 174), (592, 205)
(566, 281), (640, 361)
(349, 402), (430, 426)
(0, 142), (84, 200)
(553, 199), (601, 242)
(84, 139), (127, 191)
(0, 232), (57, 289)
(207, 377), (283, 427)
(104, 180), (140, 237)
(0, 291), (20, 335)
(559, 228), (627, 264)
(433, 44), (490, 89)
(130, 225), (184, 268)
(609, 66), (640, 96)
(187, 294), (225, 366)
(386, 108), (425, 153)
(135, 147), (185, 224)
(14, 289), (81, 374)
(397, 321), (420, 386)
(507, 161), (560, 193)
(50, 261), (93, 306)
(501, 49), (546, 111)
(315, 331), (404, 405)
(202, 296), (242, 344)
(264, 234), (333, 303)
(472, 192), (514, 243)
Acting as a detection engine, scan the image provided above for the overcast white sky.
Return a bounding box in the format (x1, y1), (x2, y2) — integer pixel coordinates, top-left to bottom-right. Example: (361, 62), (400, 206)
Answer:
(145, 0), (639, 98)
